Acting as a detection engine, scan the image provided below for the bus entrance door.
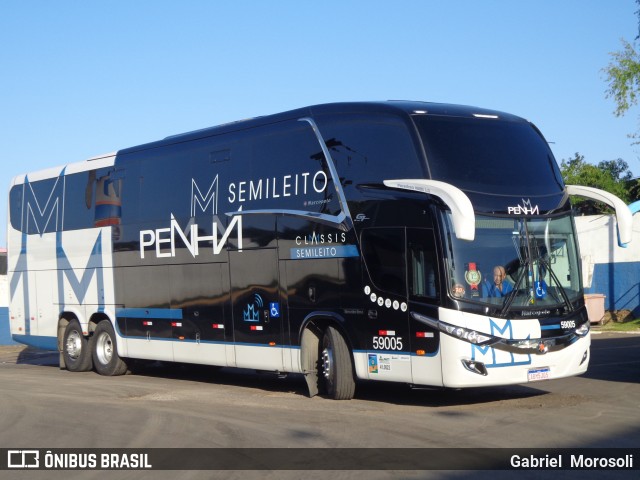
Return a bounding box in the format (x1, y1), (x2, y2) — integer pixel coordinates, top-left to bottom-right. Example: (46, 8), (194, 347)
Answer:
(407, 228), (443, 387)
(229, 248), (284, 371)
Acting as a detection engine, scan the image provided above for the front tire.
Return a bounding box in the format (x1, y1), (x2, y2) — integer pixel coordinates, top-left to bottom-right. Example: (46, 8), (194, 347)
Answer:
(92, 320), (128, 376)
(62, 320), (93, 372)
(320, 326), (356, 400)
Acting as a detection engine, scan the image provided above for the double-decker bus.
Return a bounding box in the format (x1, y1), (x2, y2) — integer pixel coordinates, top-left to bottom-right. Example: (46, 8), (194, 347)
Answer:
(7, 101), (632, 400)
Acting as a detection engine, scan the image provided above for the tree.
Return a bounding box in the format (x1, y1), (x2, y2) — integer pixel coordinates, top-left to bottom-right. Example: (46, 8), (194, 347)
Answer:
(603, 39), (640, 121)
(560, 153), (637, 213)
(602, 1), (640, 140)
(627, 176), (640, 201)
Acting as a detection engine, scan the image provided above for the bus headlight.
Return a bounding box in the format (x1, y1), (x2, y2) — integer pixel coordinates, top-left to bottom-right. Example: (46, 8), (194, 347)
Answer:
(441, 323), (496, 345)
(410, 312), (498, 346)
(575, 321), (590, 337)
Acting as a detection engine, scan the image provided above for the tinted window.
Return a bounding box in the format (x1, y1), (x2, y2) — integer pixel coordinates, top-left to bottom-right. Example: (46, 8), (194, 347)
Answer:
(65, 168), (117, 231)
(232, 120), (339, 214)
(9, 171), (95, 234)
(8, 184), (23, 233)
(134, 139), (226, 224)
(315, 114), (424, 190)
(414, 116), (564, 195)
(128, 120), (337, 225)
(408, 228), (438, 300)
(361, 228), (406, 296)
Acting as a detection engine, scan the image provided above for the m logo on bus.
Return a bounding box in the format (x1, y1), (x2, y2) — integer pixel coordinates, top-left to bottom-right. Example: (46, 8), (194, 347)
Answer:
(471, 319), (532, 368)
(191, 175), (218, 216)
(22, 170), (66, 235)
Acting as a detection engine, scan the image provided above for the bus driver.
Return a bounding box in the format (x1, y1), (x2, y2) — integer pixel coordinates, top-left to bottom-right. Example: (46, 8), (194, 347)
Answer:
(483, 265), (514, 298)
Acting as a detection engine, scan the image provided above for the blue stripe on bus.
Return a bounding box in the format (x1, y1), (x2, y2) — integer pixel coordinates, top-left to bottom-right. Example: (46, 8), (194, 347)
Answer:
(123, 334), (301, 349)
(12, 334), (58, 351)
(540, 324), (561, 330)
(289, 244), (359, 260)
(116, 308), (183, 320)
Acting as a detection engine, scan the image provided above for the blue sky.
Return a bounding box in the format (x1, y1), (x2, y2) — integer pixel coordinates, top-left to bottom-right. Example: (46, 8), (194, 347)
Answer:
(0, 0), (638, 244)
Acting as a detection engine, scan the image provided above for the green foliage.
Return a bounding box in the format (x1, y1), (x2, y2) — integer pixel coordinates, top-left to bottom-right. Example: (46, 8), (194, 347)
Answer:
(628, 177), (640, 200)
(595, 4), (640, 204)
(599, 317), (640, 331)
(603, 2), (640, 143)
(603, 39), (640, 118)
(560, 153), (636, 212)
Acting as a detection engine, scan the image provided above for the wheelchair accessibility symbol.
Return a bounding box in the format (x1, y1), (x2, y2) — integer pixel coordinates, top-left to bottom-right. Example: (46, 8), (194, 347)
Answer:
(535, 280), (547, 299)
(269, 302), (280, 318)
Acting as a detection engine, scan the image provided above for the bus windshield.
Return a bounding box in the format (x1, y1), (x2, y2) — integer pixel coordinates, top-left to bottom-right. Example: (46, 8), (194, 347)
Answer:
(414, 115), (565, 196)
(442, 213), (582, 315)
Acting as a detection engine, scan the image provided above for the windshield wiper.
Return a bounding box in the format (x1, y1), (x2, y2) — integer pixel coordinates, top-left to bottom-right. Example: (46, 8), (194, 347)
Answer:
(537, 256), (574, 312)
(499, 263), (527, 316)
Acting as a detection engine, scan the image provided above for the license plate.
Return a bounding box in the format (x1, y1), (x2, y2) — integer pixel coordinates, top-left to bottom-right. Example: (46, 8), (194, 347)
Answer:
(527, 367), (550, 382)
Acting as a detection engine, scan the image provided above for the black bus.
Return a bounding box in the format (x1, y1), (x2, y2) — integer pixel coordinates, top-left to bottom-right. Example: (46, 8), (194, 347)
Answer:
(8, 101), (632, 399)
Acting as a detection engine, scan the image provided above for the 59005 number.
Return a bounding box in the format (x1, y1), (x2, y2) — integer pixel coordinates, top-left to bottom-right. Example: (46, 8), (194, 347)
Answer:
(372, 336), (403, 351)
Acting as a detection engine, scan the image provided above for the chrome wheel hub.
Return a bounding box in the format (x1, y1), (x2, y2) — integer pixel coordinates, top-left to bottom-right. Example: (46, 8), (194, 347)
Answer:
(95, 332), (113, 365)
(65, 330), (82, 359)
(321, 347), (333, 380)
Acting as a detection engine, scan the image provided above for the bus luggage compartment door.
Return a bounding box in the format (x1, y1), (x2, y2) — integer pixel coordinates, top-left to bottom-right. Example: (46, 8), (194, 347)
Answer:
(229, 248), (284, 371)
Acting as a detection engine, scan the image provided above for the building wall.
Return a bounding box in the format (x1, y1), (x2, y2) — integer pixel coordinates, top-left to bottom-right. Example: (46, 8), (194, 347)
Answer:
(575, 214), (640, 316)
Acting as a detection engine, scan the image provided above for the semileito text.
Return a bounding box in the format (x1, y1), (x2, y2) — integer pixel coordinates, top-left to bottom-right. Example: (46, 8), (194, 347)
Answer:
(227, 170), (328, 204)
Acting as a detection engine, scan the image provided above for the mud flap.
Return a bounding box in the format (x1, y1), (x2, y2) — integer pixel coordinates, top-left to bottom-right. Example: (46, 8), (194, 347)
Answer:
(301, 325), (322, 398)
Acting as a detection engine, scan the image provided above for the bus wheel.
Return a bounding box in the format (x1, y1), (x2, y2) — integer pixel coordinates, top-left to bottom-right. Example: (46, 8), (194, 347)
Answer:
(62, 320), (93, 372)
(92, 320), (128, 376)
(320, 326), (355, 400)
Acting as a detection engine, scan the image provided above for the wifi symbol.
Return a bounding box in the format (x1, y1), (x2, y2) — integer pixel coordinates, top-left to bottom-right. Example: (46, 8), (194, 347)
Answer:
(254, 294), (264, 307)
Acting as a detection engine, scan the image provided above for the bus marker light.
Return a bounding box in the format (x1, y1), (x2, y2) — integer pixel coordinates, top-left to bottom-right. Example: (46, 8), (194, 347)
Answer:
(416, 350), (426, 356)
(378, 330), (395, 336)
(178, 336), (185, 340)
(269, 342), (276, 346)
(212, 324), (224, 329)
(251, 325), (263, 331)
(416, 332), (434, 338)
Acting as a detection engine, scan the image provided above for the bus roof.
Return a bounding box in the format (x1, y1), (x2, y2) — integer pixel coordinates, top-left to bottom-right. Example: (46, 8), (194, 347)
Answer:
(119, 101), (527, 155)
(11, 101), (528, 183)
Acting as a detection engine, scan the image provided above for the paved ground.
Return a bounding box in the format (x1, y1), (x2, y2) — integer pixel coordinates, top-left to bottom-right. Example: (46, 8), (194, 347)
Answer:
(0, 331), (638, 480)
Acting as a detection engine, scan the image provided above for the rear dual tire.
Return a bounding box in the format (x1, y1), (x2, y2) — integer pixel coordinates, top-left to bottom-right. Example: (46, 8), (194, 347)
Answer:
(92, 320), (128, 376)
(62, 320), (93, 372)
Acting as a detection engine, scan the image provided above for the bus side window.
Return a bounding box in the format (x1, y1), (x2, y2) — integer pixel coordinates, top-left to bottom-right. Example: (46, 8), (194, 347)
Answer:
(360, 228), (407, 297)
(408, 229), (439, 301)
